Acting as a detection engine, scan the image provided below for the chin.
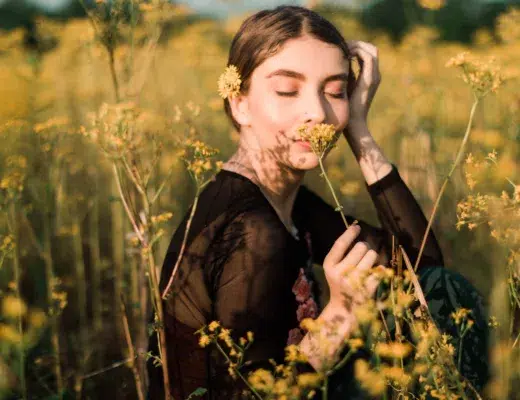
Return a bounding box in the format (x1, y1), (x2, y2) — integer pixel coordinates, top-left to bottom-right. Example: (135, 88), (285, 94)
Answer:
(287, 151), (321, 171)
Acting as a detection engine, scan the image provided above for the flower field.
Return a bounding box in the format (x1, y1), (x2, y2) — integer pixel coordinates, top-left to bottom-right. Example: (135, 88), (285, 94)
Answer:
(0, 2), (518, 399)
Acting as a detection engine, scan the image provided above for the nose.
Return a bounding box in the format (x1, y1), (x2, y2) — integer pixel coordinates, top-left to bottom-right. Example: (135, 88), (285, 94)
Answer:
(303, 92), (327, 125)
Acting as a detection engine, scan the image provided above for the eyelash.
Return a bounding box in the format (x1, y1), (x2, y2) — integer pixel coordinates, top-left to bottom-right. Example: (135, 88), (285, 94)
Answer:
(276, 91), (346, 99)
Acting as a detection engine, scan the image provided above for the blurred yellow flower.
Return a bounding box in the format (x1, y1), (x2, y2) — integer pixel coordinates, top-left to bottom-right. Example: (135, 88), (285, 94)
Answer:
(296, 372), (323, 388)
(0, 323), (21, 343)
(354, 359), (386, 396)
(2, 295), (27, 319)
(497, 7), (520, 43)
(248, 368), (275, 392)
(375, 341), (412, 359)
(446, 52), (504, 97)
(198, 334), (211, 348)
(417, 0), (445, 10)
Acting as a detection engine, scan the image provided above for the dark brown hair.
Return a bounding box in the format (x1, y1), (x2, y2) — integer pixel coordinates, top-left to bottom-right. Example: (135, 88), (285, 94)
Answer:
(223, 5), (352, 132)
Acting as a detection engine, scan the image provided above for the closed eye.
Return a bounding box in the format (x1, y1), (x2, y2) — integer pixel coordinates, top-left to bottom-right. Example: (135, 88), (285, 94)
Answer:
(276, 91), (346, 99)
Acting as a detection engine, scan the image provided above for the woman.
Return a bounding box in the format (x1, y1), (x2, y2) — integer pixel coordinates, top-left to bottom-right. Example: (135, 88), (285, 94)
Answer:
(147, 5), (489, 399)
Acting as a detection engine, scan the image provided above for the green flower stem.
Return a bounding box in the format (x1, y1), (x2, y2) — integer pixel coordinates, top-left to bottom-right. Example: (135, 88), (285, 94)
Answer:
(214, 342), (263, 400)
(413, 96), (479, 273)
(330, 348), (354, 374)
(318, 156), (349, 229)
(162, 175), (214, 300)
(161, 188), (200, 299)
(113, 164), (172, 399)
(321, 374), (329, 400)
(7, 204), (26, 400)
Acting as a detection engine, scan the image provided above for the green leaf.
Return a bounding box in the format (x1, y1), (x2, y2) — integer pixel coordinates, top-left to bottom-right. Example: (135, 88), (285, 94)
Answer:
(186, 388), (208, 399)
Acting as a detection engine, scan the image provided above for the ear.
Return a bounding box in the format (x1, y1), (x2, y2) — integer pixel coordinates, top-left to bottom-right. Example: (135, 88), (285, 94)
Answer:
(228, 94), (252, 127)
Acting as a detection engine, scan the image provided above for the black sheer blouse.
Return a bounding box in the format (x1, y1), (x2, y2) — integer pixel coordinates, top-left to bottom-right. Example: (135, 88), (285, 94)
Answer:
(147, 164), (446, 399)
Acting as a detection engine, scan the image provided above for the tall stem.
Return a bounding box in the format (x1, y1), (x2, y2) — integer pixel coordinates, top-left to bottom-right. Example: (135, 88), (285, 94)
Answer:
(161, 190), (200, 299)
(72, 211), (88, 395)
(413, 98), (479, 272)
(8, 203), (26, 400)
(121, 295), (146, 400)
(43, 206), (63, 396)
(318, 157), (349, 229)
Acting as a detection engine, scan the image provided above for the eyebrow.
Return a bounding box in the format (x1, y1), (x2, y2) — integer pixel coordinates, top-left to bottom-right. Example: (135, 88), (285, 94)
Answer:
(266, 69), (348, 83)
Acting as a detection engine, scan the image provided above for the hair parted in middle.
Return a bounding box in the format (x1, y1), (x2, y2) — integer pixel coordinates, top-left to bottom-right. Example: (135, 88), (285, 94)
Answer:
(223, 5), (354, 132)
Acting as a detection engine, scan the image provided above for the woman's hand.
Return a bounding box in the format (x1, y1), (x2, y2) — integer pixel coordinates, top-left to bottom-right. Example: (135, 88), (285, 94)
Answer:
(323, 224), (381, 314)
(345, 40), (381, 128)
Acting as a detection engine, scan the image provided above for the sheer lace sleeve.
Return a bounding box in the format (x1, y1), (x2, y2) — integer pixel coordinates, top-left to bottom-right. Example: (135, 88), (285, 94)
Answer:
(297, 163), (444, 270)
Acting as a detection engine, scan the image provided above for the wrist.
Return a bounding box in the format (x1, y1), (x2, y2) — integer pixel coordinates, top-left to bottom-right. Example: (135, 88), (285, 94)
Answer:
(321, 301), (356, 333)
(345, 118), (368, 133)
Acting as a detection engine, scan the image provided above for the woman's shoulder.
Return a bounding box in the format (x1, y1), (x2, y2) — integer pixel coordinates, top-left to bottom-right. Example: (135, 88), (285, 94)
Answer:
(183, 169), (281, 240)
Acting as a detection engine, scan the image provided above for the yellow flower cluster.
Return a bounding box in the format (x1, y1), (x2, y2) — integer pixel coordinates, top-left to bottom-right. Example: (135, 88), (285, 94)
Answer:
(150, 212), (173, 225)
(0, 234), (15, 257)
(33, 116), (70, 134)
(457, 151), (520, 252)
(181, 139), (222, 186)
(195, 320), (254, 382)
(2, 295), (27, 319)
(0, 155), (27, 206)
(354, 359), (386, 396)
(217, 65), (242, 99)
(497, 7), (520, 43)
(296, 123), (339, 156)
(417, 0), (445, 10)
(375, 341), (413, 359)
(446, 52), (504, 98)
(450, 307), (473, 326)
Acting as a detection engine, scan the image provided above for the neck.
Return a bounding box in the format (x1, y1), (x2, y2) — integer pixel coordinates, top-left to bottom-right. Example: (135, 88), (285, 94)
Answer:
(223, 140), (304, 226)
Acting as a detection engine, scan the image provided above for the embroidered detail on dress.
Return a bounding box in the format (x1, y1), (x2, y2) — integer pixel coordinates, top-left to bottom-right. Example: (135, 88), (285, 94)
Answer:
(287, 267), (319, 346)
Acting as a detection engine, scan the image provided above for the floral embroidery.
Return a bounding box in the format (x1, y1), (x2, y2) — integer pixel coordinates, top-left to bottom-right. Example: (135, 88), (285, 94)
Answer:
(287, 231), (319, 346)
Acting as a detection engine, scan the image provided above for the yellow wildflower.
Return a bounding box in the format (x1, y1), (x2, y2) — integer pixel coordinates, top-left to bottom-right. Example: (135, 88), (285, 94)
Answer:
(381, 365), (411, 386)
(218, 65), (242, 99)
(297, 123), (339, 156)
(284, 344), (307, 363)
(450, 308), (471, 325)
(151, 212), (173, 225)
(2, 295), (27, 318)
(0, 323), (21, 343)
(375, 341), (412, 359)
(248, 368), (275, 392)
(354, 359), (386, 396)
(296, 372), (323, 388)
(347, 338), (364, 350)
(208, 321), (220, 332)
(496, 7), (520, 43)
(446, 52), (503, 98)
(417, 0), (445, 10)
(198, 334), (211, 348)
(300, 318), (319, 333)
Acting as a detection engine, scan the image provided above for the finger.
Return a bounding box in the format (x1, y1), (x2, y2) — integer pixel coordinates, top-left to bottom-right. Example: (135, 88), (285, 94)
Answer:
(324, 224), (361, 268)
(336, 241), (371, 273)
(356, 249), (379, 272)
(365, 274), (381, 296)
(347, 43), (378, 60)
(349, 47), (376, 77)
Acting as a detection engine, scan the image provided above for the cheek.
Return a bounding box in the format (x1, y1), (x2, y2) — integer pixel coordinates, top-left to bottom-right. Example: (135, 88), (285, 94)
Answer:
(250, 97), (295, 142)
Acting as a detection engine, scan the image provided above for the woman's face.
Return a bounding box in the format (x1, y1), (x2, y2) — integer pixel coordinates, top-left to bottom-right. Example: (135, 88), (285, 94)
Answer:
(233, 34), (350, 171)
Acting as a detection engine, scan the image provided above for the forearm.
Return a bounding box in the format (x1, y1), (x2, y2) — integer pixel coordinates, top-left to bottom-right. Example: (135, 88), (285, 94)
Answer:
(344, 122), (392, 186)
(298, 302), (355, 372)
